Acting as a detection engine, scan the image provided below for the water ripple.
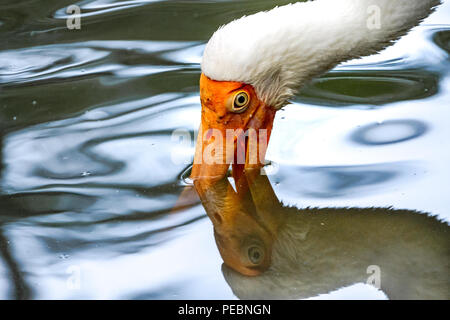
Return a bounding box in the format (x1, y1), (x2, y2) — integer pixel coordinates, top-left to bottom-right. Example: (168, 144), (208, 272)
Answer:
(350, 120), (429, 146)
(53, 0), (164, 19)
(297, 70), (440, 107)
(0, 41), (201, 86)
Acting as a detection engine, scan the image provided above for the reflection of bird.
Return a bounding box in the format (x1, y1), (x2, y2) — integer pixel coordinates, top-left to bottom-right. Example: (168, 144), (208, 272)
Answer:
(190, 0), (441, 192)
(202, 169), (449, 300)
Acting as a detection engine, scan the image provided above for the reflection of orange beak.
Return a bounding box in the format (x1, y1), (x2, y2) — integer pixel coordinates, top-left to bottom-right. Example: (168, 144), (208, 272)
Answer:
(191, 74), (276, 196)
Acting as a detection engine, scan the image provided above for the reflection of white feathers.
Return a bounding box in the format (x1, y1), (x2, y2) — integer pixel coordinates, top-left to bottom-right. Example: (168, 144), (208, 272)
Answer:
(202, 0), (441, 109)
(222, 207), (450, 300)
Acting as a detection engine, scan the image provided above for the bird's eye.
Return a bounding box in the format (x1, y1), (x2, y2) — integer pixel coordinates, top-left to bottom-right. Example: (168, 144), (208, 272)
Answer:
(229, 91), (250, 113)
(248, 246), (264, 265)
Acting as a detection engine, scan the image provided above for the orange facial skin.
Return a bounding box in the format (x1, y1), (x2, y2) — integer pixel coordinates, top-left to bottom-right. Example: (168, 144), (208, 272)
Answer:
(191, 73), (277, 197)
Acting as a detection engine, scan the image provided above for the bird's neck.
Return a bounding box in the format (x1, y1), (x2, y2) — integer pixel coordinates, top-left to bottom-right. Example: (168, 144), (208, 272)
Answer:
(202, 0), (441, 108)
(288, 0), (441, 87)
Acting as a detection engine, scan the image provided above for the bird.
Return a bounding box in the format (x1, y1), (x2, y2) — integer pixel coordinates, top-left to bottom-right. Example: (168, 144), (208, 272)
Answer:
(179, 0), (448, 294)
(204, 169), (450, 299)
(190, 0), (442, 197)
(180, 0), (448, 298)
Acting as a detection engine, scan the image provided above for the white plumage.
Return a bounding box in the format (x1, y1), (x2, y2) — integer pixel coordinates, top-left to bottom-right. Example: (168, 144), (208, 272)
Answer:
(202, 0), (441, 109)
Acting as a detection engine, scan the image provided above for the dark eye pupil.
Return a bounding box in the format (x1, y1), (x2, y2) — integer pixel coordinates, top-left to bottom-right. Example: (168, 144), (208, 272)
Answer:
(248, 246), (263, 264)
(231, 93), (249, 112)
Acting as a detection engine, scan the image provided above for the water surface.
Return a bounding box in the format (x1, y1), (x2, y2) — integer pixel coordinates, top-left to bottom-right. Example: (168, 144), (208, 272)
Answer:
(0, 0), (449, 299)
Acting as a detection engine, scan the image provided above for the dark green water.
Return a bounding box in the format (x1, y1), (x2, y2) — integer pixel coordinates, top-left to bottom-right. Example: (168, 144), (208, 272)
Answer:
(0, 0), (449, 299)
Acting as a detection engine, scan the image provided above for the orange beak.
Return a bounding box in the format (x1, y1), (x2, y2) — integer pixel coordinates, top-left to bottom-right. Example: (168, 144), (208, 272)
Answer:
(191, 74), (276, 196)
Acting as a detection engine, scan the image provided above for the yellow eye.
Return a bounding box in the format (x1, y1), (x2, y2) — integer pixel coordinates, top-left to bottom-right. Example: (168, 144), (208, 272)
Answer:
(229, 91), (250, 113)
